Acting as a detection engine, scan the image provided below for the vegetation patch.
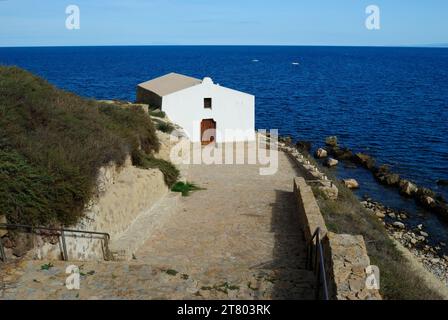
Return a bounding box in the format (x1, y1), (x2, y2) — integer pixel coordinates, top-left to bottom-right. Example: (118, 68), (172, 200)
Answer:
(171, 182), (204, 197)
(149, 110), (166, 118)
(40, 263), (54, 270)
(201, 282), (239, 294)
(0, 66), (161, 226)
(153, 118), (175, 133)
(132, 150), (179, 187)
(164, 269), (179, 276)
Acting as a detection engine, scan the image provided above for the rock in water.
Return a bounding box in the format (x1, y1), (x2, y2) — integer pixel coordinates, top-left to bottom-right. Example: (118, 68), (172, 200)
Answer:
(343, 179), (360, 189)
(324, 158), (339, 167)
(354, 153), (376, 170)
(330, 146), (354, 160)
(417, 187), (436, 198)
(437, 179), (448, 186)
(315, 148), (328, 159)
(325, 136), (338, 147)
(296, 141), (312, 153)
(393, 222), (406, 229)
(399, 180), (418, 197)
(280, 136), (292, 144)
(374, 165), (400, 186)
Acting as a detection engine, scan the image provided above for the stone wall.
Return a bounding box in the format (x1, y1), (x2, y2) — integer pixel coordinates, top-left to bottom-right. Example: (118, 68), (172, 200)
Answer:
(27, 156), (169, 261)
(282, 143), (339, 200)
(293, 176), (381, 300)
(294, 177), (328, 242)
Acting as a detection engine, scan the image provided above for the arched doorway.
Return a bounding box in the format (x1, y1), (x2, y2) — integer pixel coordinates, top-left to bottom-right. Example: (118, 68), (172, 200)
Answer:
(201, 119), (216, 145)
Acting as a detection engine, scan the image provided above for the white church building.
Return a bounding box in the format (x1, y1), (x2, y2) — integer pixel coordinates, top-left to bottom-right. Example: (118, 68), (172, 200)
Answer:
(136, 73), (255, 144)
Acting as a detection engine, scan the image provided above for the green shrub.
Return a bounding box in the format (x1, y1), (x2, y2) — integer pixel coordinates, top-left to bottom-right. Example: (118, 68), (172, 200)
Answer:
(0, 149), (84, 226)
(132, 150), (179, 187)
(149, 110), (166, 118)
(156, 121), (175, 134)
(171, 182), (204, 196)
(0, 66), (160, 226)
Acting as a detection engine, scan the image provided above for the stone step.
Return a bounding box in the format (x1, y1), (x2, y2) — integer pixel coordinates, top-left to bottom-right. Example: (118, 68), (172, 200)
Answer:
(109, 192), (181, 261)
(1, 259), (317, 300)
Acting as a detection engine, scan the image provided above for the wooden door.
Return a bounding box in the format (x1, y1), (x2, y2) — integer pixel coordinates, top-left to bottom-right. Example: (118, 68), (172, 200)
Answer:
(201, 119), (216, 145)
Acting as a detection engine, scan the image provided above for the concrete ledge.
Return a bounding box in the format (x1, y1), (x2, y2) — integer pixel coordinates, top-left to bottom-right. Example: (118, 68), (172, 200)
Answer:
(293, 176), (381, 300)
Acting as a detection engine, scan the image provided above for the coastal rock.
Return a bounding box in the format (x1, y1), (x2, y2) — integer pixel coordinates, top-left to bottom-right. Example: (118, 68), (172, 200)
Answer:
(417, 187), (436, 199)
(393, 222), (405, 229)
(432, 201), (448, 219)
(375, 164), (390, 175)
(315, 148), (328, 159)
(325, 136), (338, 147)
(343, 179), (359, 189)
(399, 180), (418, 197)
(331, 147), (354, 160)
(296, 141), (312, 153)
(431, 258), (440, 264)
(386, 174), (401, 186)
(422, 196), (435, 207)
(279, 136), (292, 145)
(374, 165), (400, 186)
(388, 212), (396, 219)
(318, 184), (339, 200)
(324, 158), (339, 168)
(354, 153), (375, 170)
(375, 212), (386, 219)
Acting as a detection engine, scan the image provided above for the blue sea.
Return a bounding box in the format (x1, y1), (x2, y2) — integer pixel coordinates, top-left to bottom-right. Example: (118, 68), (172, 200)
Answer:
(1, 46), (448, 244)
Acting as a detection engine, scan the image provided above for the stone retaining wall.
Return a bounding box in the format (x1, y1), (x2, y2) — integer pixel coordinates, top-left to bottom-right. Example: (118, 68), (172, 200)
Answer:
(2, 156), (169, 262)
(294, 176), (381, 300)
(294, 177), (328, 242)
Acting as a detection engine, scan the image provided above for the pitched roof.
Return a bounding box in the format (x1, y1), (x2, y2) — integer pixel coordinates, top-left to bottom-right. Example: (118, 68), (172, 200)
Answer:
(137, 73), (202, 97)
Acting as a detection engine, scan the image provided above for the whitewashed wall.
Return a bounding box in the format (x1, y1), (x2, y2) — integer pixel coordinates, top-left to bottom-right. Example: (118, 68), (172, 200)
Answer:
(162, 78), (255, 143)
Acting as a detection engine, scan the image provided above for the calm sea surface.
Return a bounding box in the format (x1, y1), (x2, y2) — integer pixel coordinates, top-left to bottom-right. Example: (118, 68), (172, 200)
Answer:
(1, 46), (448, 243)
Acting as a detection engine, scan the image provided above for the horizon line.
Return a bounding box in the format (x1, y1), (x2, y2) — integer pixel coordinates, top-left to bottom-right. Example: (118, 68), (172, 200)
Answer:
(1, 44), (448, 49)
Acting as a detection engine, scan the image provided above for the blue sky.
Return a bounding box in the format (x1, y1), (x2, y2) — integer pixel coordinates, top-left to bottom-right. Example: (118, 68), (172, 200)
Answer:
(0, 0), (447, 47)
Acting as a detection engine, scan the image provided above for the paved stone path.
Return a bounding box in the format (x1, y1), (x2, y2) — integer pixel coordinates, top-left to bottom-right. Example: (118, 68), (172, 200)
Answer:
(0, 146), (315, 300)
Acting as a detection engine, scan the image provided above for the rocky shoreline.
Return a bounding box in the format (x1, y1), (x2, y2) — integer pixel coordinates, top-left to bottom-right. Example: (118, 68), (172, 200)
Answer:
(280, 135), (448, 289)
(295, 136), (448, 223)
(361, 198), (448, 287)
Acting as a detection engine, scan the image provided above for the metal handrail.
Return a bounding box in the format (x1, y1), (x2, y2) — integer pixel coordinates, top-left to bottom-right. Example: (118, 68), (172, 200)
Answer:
(0, 223), (111, 262)
(307, 227), (330, 300)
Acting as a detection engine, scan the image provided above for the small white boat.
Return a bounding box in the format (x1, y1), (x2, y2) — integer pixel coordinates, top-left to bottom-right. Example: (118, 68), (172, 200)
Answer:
(252, 59), (259, 62)
(292, 62), (300, 65)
